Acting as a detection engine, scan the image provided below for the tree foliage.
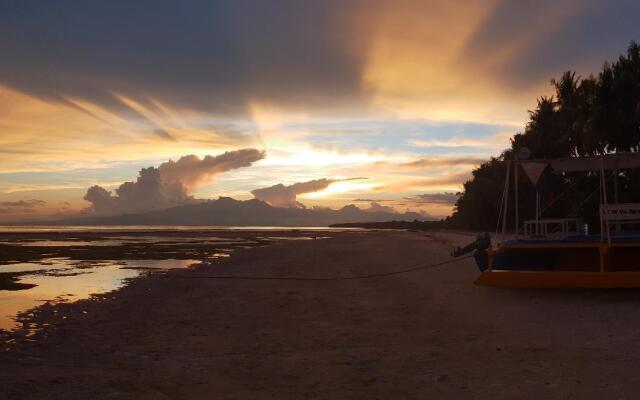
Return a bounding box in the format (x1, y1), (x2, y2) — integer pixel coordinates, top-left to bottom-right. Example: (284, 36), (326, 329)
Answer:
(448, 42), (640, 231)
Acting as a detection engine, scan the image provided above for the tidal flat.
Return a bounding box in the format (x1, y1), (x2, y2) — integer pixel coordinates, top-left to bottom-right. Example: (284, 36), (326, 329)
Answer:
(4, 230), (640, 399)
(0, 227), (338, 332)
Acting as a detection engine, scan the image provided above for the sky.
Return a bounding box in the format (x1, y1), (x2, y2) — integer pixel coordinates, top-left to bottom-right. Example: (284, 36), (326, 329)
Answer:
(1, 0), (639, 222)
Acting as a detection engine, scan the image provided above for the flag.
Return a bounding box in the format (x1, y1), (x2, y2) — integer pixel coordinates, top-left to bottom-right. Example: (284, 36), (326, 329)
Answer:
(521, 162), (555, 206)
(521, 162), (548, 187)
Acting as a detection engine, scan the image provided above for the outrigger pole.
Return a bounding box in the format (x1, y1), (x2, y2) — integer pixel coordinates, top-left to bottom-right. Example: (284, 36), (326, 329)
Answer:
(600, 156), (611, 245)
(514, 159), (519, 239)
(495, 160), (511, 245)
(501, 160), (510, 242)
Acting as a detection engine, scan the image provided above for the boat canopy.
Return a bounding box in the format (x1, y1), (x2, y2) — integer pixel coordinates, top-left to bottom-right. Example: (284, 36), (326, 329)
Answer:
(478, 151), (640, 288)
(492, 151), (640, 246)
(522, 152), (640, 172)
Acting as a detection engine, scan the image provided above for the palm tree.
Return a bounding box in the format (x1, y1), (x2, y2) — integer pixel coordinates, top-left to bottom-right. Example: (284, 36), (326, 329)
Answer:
(449, 42), (640, 230)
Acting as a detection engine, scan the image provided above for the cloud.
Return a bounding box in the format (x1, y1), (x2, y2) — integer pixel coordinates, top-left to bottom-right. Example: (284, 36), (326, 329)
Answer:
(251, 179), (338, 208)
(364, 201), (396, 213)
(159, 149), (266, 188)
(1, 1), (636, 129)
(84, 149), (264, 215)
(389, 157), (486, 169)
(406, 131), (513, 151)
(251, 177), (367, 208)
(403, 192), (460, 204)
(0, 1), (370, 124)
(0, 199), (47, 214)
(3, 0), (639, 219)
(408, 138), (503, 149)
(0, 199), (71, 222)
(352, 198), (394, 202)
(378, 172), (471, 192)
(459, 0), (640, 89)
(0, 199), (46, 208)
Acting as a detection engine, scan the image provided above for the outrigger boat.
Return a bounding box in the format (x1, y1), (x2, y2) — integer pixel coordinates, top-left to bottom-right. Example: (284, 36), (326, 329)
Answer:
(453, 152), (640, 288)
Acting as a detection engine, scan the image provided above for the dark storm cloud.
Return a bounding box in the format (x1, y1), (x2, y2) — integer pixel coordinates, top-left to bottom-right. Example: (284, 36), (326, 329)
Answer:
(0, 1), (368, 128)
(461, 0), (640, 88)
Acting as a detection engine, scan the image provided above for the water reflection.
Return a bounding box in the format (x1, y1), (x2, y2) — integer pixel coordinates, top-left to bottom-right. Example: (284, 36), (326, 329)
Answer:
(0, 228), (334, 333)
(0, 240), (122, 247)
(0, 258), (198, 330)
(0, 236), (252, 247)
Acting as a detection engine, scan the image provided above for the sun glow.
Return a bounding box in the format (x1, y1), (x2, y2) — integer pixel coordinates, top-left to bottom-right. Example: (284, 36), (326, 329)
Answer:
(3, 0), (625, 222)
(302, 179), (381, 199)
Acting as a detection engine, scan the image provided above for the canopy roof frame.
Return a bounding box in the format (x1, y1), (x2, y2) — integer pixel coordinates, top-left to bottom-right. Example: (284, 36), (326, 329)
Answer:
(510, 152), (640, 243)
(523, 152), (640, 173)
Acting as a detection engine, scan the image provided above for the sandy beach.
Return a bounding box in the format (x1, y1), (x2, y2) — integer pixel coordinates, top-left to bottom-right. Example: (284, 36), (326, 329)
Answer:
(3, 230), (640, 399)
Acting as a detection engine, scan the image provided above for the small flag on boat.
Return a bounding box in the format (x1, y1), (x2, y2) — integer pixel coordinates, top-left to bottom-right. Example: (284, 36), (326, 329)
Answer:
(521, 162), (549, 187)
(521, 162), (556, 205)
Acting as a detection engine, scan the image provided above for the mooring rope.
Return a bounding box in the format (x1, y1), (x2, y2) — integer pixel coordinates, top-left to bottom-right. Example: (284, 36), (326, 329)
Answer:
(164, 255), (473, 281)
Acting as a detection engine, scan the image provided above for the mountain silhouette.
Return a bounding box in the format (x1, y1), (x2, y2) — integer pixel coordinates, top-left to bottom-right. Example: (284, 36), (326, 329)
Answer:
(55, 197), (425, 226)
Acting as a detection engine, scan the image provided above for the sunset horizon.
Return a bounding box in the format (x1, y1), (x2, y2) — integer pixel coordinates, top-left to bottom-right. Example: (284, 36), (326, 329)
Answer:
(3, 1), (638, 224)
(4, 3), (640, 398)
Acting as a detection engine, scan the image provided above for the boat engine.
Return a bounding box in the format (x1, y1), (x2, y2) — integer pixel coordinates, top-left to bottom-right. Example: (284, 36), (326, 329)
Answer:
(451, 232), (491, 271)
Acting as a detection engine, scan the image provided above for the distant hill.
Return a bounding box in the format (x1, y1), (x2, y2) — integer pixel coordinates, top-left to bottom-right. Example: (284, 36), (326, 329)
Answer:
(52, 197), (426, 227)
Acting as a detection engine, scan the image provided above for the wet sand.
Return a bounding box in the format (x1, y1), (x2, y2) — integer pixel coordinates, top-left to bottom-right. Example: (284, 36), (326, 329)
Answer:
(3, 231), (640, 399)
(0, 229), (338, 330)
(0, 228), (330, 264)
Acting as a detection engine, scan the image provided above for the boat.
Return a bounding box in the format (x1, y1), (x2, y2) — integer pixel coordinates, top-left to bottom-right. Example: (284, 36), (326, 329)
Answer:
(454, 152), (640, 288)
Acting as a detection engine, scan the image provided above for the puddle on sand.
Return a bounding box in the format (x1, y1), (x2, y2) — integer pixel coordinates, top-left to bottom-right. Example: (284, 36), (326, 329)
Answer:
(0, 258), (198, 331)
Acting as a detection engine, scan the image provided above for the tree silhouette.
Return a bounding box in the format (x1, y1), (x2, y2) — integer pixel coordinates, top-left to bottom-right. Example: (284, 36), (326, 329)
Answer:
(449, 42), (640, 231)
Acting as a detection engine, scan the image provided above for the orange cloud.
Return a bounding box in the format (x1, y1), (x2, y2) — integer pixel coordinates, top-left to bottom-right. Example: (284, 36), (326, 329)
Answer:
(377, 157), (485, 170)
(377, 171), (471, 192)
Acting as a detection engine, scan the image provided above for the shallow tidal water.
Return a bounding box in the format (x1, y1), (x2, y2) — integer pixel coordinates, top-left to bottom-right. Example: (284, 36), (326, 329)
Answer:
(0, 227), (338, 332)
(0, 258), (199, 331)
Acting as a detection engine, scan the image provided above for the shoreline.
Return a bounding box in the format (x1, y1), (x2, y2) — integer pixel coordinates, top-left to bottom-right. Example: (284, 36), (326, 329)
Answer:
(0, 229), (352, 332)
(3, 231), (640, 398)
